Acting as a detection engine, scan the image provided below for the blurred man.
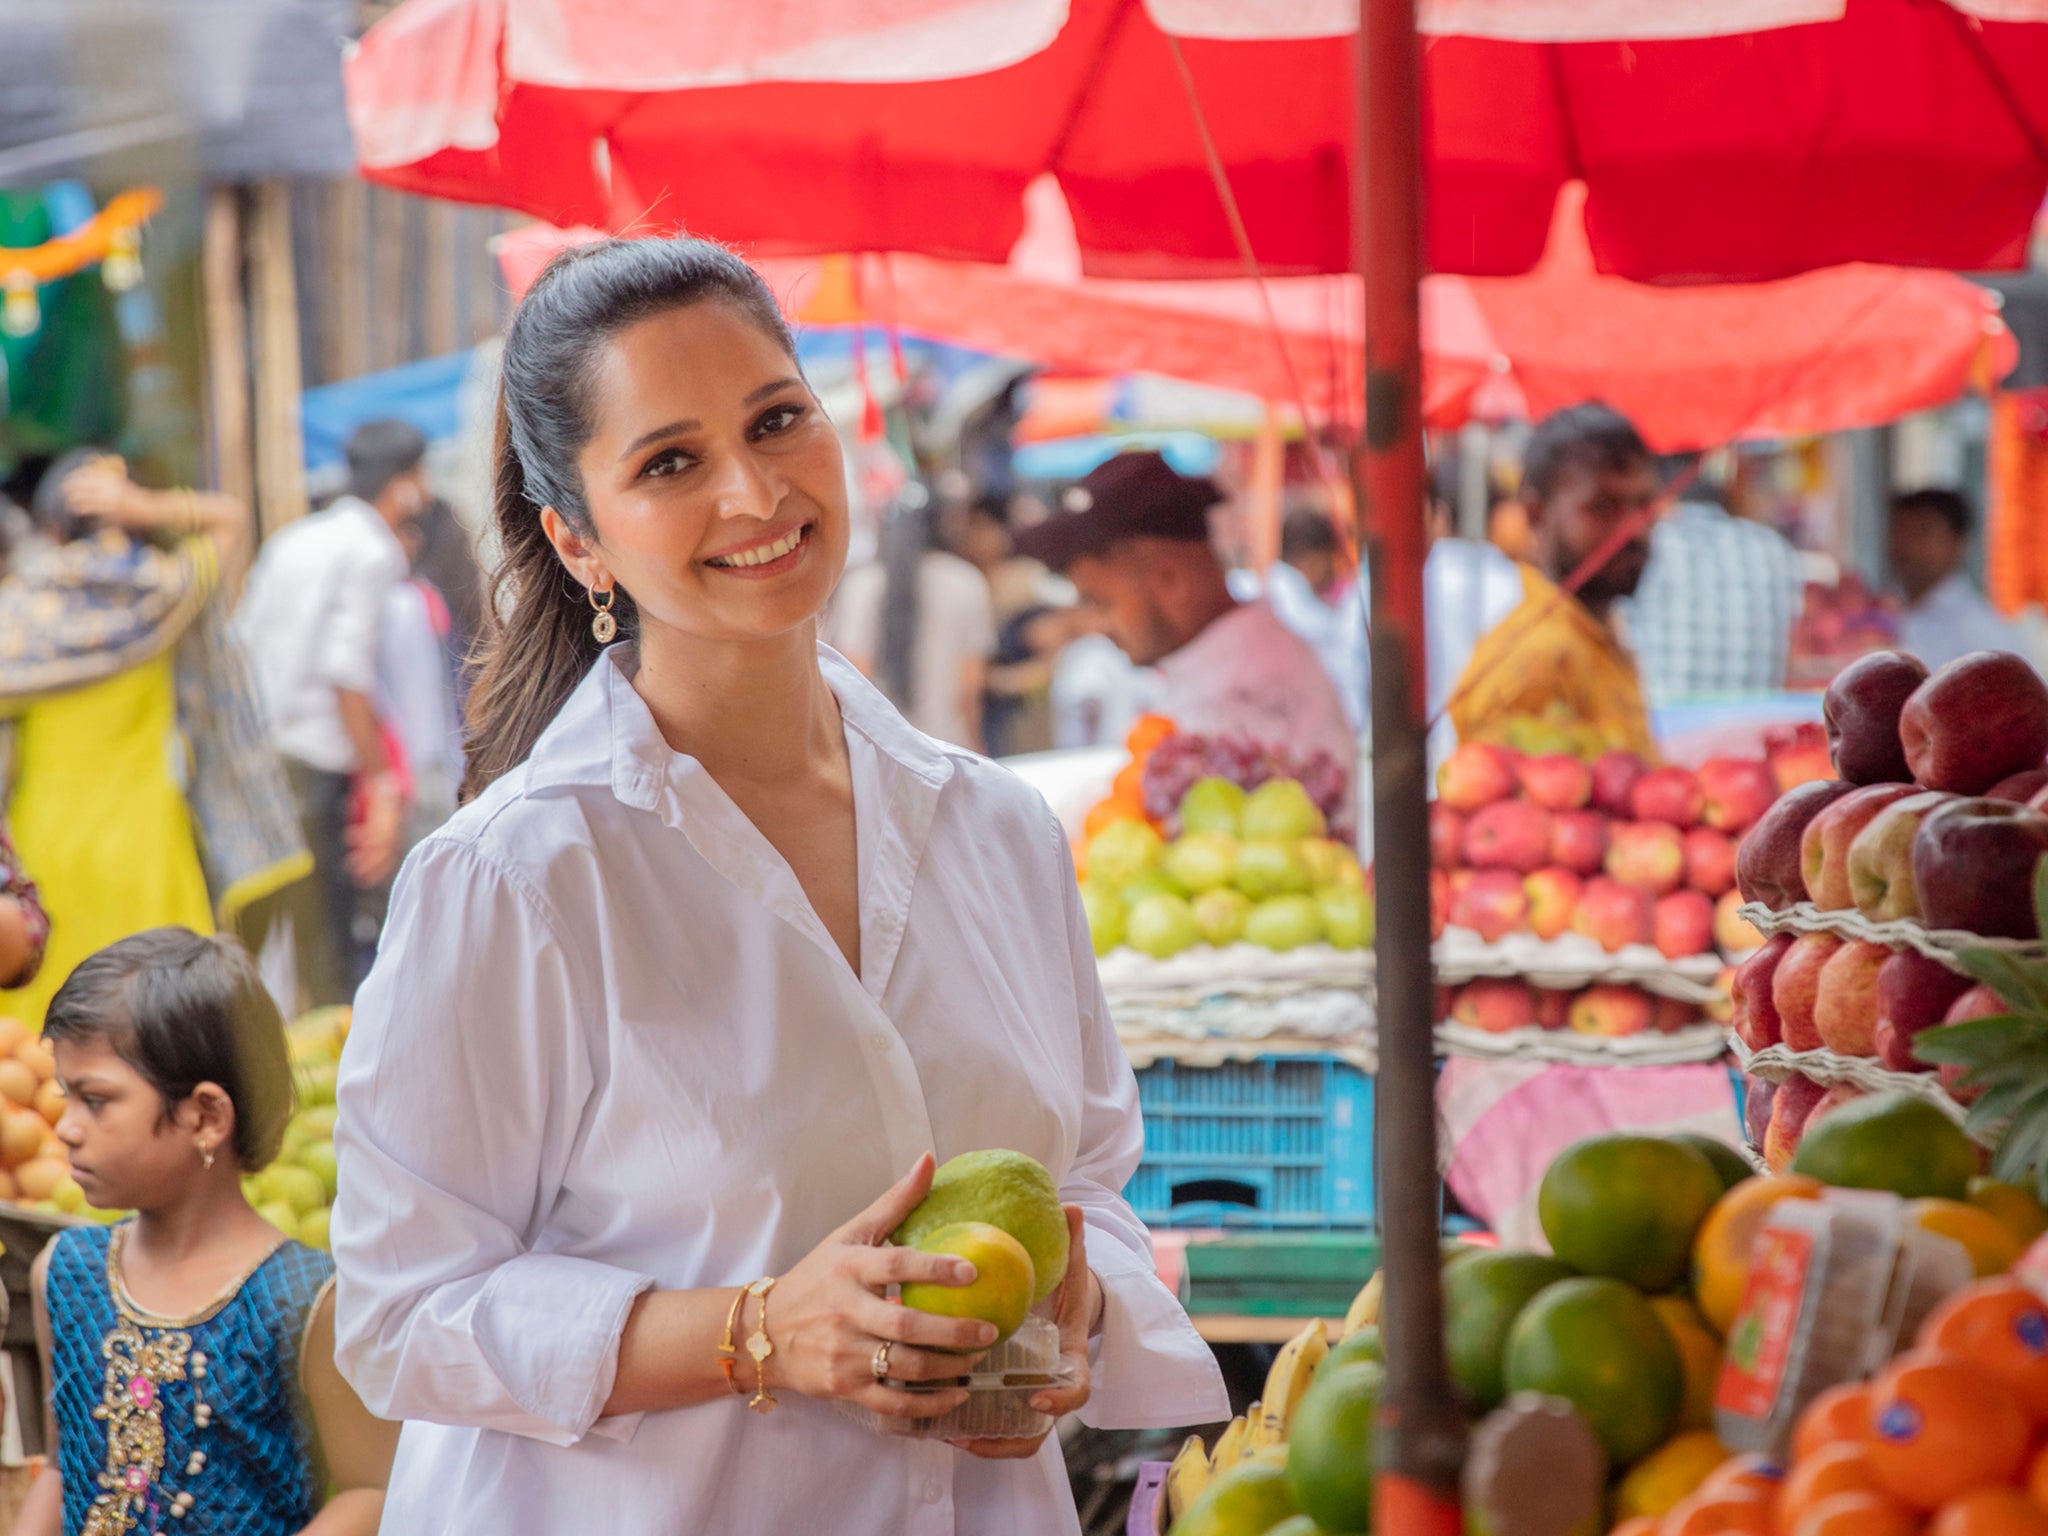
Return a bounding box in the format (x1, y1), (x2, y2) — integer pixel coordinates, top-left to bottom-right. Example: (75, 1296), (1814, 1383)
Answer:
(1448, 403), (1659, 758)
(1016, 451), (1355, 782)
(1891, 487), (2026, 671)
(1265, 505), (1365, 726)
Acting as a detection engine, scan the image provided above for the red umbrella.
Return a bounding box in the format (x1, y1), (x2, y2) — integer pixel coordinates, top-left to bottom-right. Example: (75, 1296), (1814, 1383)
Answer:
(349, 0), (2048, 281)
(494, 182), (2016, 449)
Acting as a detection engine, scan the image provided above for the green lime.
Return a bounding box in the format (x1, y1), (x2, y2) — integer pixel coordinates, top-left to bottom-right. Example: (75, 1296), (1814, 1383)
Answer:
(1538, 1135), (1723, 1292)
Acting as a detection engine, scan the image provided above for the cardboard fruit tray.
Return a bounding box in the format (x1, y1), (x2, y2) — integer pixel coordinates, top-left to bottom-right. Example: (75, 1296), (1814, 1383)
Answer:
(1737, 902), (2046, 971)
(1728, 1036), (1976, 1132)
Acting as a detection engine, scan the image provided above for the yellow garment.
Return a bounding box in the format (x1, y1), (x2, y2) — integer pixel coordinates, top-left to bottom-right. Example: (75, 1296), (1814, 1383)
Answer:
(1448, 564), (1658, 761)
(2, 655), (213, 1028)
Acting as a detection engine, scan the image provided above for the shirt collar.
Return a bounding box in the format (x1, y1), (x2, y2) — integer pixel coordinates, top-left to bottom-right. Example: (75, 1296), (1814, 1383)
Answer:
(331, 495), (407, 557)
(1910, 571), (1977, 616)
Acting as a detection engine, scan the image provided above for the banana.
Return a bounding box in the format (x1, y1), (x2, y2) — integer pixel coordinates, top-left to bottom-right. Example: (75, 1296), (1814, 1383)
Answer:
(1236, 1403), (1267, 1460)
(1255, 1318), (1328, 1444)
(1164, 1434), (1210, 1523)
(1341, 1269), (1383, 1338)
(1209, 1413), (1248, 1472)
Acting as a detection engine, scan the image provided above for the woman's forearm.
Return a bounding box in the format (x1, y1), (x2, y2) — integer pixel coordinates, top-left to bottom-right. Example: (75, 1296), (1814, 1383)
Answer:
(603, 1286), (756, 1418)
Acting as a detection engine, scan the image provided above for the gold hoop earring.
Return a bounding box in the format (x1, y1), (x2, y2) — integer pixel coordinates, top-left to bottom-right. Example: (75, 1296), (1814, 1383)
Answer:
(589, 583), (618, 643)
(199, 1141), (215, 1171)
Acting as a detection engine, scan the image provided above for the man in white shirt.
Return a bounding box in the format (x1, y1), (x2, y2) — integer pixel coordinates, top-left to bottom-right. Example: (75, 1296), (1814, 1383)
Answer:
(1890, 487), (2029, 673)
(1264, 506), (1367, 726)
(1015, 452), (1357, 792)
(237, 419), (426, 1004)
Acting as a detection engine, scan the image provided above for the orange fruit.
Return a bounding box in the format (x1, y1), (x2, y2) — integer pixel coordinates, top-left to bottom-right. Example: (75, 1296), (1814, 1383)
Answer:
(1921, 1281), (2048, 1423)
(2027, 1444), (2048, 1505)
(1929, 1486), (2048, 1536)
(0, 1058), (37, 1108)
(1693, 1175), (1825, 1334)
(13, 1156), (66, 1200)
(1794, 1383), (1875, 1464)
(1787, 1491), (1920, 1536)
(1662, 1488), (1774, 1536)
(31, 1077), (62, 1127)
(1970, 1179), (2048, 1247)
(1110, 760), (1147, 803)
(1912, 1200), (2027, 1278)
(1866, 1353), (2033, 1510)
(0, 1107), (46, 1169)
(1124, 714), (1176, 757)
(1777, 1443), (1886, 1532)
(1082, 796), (1146, 839)
(1699, 1454), (1784, 1500)
(14, 1035), (53, 1082)
(0, 1017), (25, 1061)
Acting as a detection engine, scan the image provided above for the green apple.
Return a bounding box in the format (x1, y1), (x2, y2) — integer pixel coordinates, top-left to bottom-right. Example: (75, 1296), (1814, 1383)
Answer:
(1301, 837), (1363, 890)
(256, 1200), (301, 1242)
(295, 1105), (339, 1143)
(1317, 885), (1374, 950)
(1234, 839), (1313, 899)
(1162, 832), (1239, 894)
(1245, 894), (1326, 951)
(1126, 894), (1200, 959)
(1085, 820), (1163, 889)
(267, 1164), (327, 1218)
(298, 1208), (331, 1252)
(1192, 888), (1252, 947)
(1242, 778), (1327, 840)
(1081, 886), (1125, 956)
(295, 1061), (339, 1109)
(298, 1140), (339, 1201)
(1179, 777), (1247, 837)
(1120, 869), (1184, 906)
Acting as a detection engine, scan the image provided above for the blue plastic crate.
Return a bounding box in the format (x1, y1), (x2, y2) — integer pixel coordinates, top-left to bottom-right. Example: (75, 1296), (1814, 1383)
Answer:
(1127, 1054), (1375, 1230)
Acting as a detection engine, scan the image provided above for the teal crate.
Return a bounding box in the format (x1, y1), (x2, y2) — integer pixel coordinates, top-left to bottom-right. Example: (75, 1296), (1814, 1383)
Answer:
(1127, 1055), (1375, 1230)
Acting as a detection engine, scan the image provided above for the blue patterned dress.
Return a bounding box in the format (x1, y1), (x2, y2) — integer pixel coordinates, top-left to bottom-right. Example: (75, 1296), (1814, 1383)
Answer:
(44, 1223), (334, 1536)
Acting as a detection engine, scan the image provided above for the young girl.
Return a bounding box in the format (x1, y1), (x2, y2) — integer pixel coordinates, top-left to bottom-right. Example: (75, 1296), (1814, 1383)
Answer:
(12, 928), (394, 1536)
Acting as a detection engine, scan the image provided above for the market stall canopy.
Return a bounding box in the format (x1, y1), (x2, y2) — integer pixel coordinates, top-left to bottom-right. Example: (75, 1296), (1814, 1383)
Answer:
(349, 0), (2048, 283)
(0, 0), (355, 185)
(494, 182), (2017, 451)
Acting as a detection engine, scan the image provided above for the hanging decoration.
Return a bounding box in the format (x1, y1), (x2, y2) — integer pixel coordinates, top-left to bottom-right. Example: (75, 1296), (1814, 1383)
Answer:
(0, 187), (162, 339)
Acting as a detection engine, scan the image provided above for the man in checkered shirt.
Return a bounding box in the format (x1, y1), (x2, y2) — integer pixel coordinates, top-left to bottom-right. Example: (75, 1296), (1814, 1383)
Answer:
(1626, 465), (1807, 705)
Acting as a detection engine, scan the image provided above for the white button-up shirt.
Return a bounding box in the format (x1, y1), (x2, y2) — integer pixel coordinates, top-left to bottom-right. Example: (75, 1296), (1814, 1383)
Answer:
(1899, 570), (2031, 675)
(330, 646), (1227, 1535)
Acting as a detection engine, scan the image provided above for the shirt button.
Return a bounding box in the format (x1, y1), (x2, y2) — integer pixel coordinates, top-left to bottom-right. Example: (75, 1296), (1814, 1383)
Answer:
(921, 1478), (943, 1504)
(867, 1033), (892, 1055)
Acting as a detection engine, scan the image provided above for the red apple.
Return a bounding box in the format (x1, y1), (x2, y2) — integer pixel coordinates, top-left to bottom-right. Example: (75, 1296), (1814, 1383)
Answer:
(1772, 932), (1843, 1053)
(1437, 741), (1520, 811)
(1744, 1077), (1777, 1149)
(1807, 1083), (1867, 1129)
(1430, 868), (1450, 941)
(1451, 978), (1537, 1033)
(1873, 951), (1973, 1072)
(1715, 889), (1765, 956)
(1911, 797), (2048, 938)
(1844, 790), (1954, 922)
(1518, 753), (1593, 811)
(1590, 750), (1650, 820)
(1463, 801), (1554, 875)
(1572, 877), (1654, 953)
(1988, 767), (2048, 803)
(1533, 988), (1574, 1030)
(1814, 940), (1888, 1056)
(1682, 827), (1737, 897)
(1935, 984), (2017, 1102)
(1900, 650), (2048, 795)
(1735, 779), (1861, 910)
(1548, 810), (1610, 876)
(1764, 1075), (1827, 1170)
(1653, 889), (1716, 960)
(1732, 933), (1795, 1052)
(1453, 869), (1529, 942)
(1429, 803), (1468, 871)
(1799, 783), (1920, 910)
(1823, 649), (1927, 784)
(1523, 867), (1584, 942)
(1653, 996), (1703, 1033)
(1631, 766), (1705, 829)
(1605, 822), (1685, 895)
(1697, 757), (1781, 835)
(1771, 740), (1837, 792)
(1567, 984), (1655, 1037)
(1707, 965), (1737, 1024)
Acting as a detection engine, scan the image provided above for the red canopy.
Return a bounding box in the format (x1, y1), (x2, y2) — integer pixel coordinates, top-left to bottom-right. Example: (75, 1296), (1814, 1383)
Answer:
(350, 0), (2048, 282)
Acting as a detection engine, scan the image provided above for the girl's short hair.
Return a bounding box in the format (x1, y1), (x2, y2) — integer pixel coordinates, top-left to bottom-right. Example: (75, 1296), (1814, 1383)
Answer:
(45, 928), (294, 1170)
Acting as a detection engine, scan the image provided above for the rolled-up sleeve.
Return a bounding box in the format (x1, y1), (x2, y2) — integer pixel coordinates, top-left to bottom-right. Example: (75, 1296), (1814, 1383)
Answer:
(317, 539), (400, 696)
(1049, 824), (1230, 1430)
(331, 837), (655, 1447)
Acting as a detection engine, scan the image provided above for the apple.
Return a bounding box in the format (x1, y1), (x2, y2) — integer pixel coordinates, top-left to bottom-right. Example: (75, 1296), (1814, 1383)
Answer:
(1698, 758), (1781, 834)
(1451, 978), (1536, 1034)
(1735, 779), (1861, 909)
(1605, 822), (1684, 895)
(1590, 750), (1650, 819)
(1244, 894), (1326, 951)
(1771, 932), (1843, 1053)
(1843, 790), (1954, 921)
(1318, 886), (1374, 949)
(1682, 827), (1737, 897)
(1523, 867), (1584, 942)
(1430, 803), (1468, 870)
(1548, 810), (1610, 876)
(1715, 888), (1764, 956)
(1453, 869), (1530, 943)
(1653, 889), (1716, 959)
(1772, 740), (1837, 792)
(1631, 767), (1705, 828)
(1823, 649), (1928, 784)
(1162, 832), (1239, 894)
(1567, 984), (1655, 1037)
(1572, 877), (1654, 953)
(1192, 888), (1253, 947)
(1764, 1075), (1827, 1171)
(1873, 950), (1973, 1072)
(1463, 801), (1554, 875)
(1911, 797), (2048, 938)
(1653, 996), (1703, 1033)
(1732, 933), (1795, 1052)
(1934, 984), (2017, 1101)
(1707, 965), (1737, 1024)
(1518, 753), (1593, 811)
(1437, 742), (1519, 811)
(1126, 894), (1200, 959)
(1234, 839), (1314, 899)
(1814, 940), (1889, 1056)
(1744, 1076), (1777, 1149)
(1533, 988), (1574, 1030)
(1800, 783), (1920, 910)
(1180, 777), (1248, 836)
(1807, 1083), (1866, 1129)
(1429, 868), (1450, 941)
(1434, 984), (1458, 1020)
(1900, 651), (2048, 795)
(1988, 767), (2048, 803)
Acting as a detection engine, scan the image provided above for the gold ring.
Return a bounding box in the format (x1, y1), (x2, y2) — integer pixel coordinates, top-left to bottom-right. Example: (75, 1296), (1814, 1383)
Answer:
(871, 1339), (894, 1381)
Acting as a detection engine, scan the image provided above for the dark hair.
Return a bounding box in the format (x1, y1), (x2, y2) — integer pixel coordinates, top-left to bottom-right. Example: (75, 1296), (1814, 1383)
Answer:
(30, 447), (114, 544)
(1522, 402), (1651, 503)
(346, 419), (429, 504)
(45, 928), (293, 1171)
(1281, 507), (1340, 562)
(461, 237), (797, 801)
(1892, 487), (1973, 539)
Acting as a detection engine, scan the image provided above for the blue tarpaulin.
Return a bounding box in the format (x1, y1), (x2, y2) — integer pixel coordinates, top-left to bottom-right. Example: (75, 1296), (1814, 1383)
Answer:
(300, 350), (475, 472)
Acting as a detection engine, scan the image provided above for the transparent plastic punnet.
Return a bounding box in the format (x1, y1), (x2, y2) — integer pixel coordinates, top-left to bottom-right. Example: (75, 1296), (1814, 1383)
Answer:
(1715, 1188), (1973, 1460)
(834, 1314), (1080, 1440)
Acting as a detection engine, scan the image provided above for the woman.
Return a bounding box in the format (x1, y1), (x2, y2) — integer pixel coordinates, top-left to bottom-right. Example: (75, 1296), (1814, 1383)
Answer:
(329, 238), (1225, 1533)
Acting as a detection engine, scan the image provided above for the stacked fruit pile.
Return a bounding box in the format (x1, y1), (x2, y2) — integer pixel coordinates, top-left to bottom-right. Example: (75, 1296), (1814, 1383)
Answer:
(1440, 976), (1711, 1040)
(237, 1006), (348, 1250)
(0, 1017), (109, 1218)
(1081, 716), (1349, 845)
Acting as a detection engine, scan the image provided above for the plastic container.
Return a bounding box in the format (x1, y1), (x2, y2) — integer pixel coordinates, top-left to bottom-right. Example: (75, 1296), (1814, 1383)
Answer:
(833, 1314), (1079, 1441)
(1125, 1054), (1375, 1230)
(1715, 1189), (1973, 1459)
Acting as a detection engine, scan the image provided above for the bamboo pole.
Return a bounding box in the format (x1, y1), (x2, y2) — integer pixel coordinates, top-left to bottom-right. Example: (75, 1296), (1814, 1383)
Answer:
(200, 188), (254, 517)
(249, 180), (309, 536)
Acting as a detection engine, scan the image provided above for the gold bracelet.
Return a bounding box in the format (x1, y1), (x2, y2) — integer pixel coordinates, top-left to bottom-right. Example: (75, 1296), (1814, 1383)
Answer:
(743, 1276), (778, 1414)
(174, 489), (201, 536)
(716, 1286), (749, 1398)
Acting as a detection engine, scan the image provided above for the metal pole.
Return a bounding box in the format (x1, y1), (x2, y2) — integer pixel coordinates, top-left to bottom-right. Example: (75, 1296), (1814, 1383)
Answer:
(1361, 0), (1467, 1527)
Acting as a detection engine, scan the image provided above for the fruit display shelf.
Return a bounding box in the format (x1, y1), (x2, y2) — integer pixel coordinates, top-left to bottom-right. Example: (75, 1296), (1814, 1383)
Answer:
(1436, 1019), (1731, 1067)
(1735, 901), (2046, 972)
(1434, 926), (1726, 1003)
(1728, 1035), (1975, 1132)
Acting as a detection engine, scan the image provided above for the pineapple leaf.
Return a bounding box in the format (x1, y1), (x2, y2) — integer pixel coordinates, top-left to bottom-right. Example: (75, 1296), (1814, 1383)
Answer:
(1954, 947), (2048, 1017)
(1992, 1083), (2048, 1189)
(1912, 1015), (2045, 1066)
(1967, 1074), (2038, 1130)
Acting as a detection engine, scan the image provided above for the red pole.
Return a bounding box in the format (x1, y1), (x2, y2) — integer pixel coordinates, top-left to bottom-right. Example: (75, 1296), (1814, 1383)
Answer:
(1360, 0), (1466, 1527)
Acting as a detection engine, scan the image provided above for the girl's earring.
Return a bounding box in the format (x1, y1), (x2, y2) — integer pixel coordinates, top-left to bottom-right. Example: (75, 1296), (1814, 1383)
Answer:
(589, 583), (618, 643)
(198, 1141), (215, 1171)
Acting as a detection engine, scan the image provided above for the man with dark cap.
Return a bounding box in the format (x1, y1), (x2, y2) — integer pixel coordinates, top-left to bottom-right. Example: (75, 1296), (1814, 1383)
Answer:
(1016, 451), (1356, 782)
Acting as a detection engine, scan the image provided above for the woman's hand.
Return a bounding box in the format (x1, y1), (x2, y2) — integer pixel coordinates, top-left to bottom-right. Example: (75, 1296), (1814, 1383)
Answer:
(953, 1205), (1096, 1460)
(760, 1152), (998, 1421)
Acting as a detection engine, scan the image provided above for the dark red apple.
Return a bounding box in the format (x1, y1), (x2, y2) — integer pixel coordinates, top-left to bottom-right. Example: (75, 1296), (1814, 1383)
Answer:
(1987, 767), (2048, 803)
(1731, 932), (1794, 1052)
(1743, 1076), (1777, 1149)
(1764, 1075), (1828, 1171)
(1799, 782), (1920, 910)
(1771, 932), (1842, 1052)
(1822, 649), (1927, 784)
(1933, 984), (2019, 1101)
(1900, 650), (2048, 795)
(1873, 950), (1973, 1072)
(1911, 796), (2048, 938)
(1590, 750), (1650, 820)
(1735, 778), (1861, 910)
